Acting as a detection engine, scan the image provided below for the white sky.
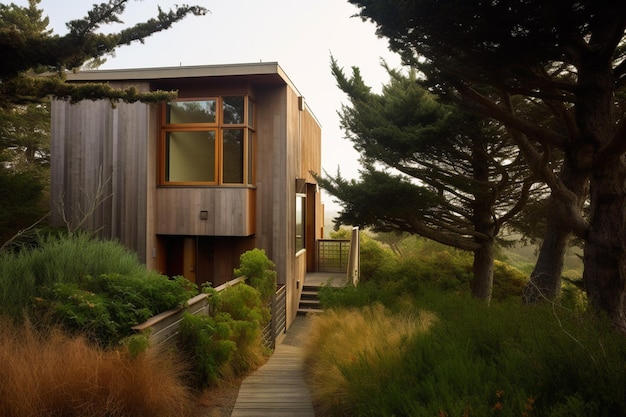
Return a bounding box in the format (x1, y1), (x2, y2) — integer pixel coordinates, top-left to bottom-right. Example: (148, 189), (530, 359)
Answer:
(26, 0), (403, 211)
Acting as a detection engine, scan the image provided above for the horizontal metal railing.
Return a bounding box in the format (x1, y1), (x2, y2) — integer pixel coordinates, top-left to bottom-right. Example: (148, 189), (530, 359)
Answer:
(133, 277), (285, 348)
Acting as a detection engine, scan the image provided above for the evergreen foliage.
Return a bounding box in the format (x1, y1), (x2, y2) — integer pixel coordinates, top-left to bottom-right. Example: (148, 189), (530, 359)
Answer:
(345, 0), (626, 327)
(320, 61), (537, 302)
(179, 283), (269, 387)
(0, 0), (208, 107)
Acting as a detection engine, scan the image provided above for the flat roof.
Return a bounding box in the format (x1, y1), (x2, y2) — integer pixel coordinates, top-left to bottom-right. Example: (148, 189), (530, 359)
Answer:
(66, 62), (301, 94)
(65, 62), (320, 126)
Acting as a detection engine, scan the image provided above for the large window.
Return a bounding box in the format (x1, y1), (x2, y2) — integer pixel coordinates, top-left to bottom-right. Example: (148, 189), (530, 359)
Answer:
(160, 97), (255, 185)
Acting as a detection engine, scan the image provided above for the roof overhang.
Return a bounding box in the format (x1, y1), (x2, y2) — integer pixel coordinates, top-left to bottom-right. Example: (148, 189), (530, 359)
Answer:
(66, 62), (301, 94)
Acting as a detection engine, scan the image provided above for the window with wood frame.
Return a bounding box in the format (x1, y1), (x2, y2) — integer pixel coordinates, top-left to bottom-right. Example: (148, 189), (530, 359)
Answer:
(160, 96), (255, 185)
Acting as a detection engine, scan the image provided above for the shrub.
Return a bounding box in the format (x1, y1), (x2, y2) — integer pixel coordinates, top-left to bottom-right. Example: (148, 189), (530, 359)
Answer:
(179, 283), (269, 387)
(358, 233), (397, 283)
(0, 319), (191, 417)
(0, 233), (197, 346)
(34, 273), (196, 347)
(213, 283), (269, 375)
(491, 259), (527, 300)
(178, 312), (237, 387)
(234, 248), (277, 303)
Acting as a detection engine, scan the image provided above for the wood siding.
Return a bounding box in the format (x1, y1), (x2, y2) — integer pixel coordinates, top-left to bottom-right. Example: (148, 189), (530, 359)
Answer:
(50, 95), (152, 262)
(155, 187), (256, 236)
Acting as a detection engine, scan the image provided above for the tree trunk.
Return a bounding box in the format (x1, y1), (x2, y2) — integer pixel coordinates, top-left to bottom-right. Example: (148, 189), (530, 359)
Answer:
(575, 55), (626, 331)
(583, 158), (626, 332)
(523, 161), (588, 303)
(523, 208), (569, 302)
(471, 237), (495, 303)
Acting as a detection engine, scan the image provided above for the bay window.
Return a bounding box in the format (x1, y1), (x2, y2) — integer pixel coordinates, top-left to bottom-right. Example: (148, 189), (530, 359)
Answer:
(160, 96), (255, 185)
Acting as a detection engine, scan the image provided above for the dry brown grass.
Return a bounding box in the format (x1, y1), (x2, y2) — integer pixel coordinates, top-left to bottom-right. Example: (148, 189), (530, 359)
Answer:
(0, 319), (192, 417)
(303, 303), (437, 416)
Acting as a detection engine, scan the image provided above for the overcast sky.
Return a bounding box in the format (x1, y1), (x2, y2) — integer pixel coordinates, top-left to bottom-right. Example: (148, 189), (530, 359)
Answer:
(27, 0), (404, 211)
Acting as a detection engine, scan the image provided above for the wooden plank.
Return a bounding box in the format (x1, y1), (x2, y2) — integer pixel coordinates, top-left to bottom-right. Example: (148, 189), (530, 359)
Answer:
(230, 344), (315, 417)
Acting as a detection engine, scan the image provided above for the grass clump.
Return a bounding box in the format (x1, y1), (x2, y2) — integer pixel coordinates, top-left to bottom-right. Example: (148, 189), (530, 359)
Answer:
(306, 291), (626, 417)
(304, 303), (437, 417)
(0, 319), (191, 417)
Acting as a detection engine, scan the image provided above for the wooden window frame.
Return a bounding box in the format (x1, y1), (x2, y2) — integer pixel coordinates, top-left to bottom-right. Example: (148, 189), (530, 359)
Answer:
(159, 96), (256, 186)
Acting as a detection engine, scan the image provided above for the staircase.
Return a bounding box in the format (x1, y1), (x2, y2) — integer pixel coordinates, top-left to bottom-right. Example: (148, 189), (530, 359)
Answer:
(297, 285), (322, 314)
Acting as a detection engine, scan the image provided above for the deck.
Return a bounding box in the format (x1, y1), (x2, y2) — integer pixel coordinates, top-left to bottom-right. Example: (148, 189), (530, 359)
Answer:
(302, 271), (349, 287)
(230, 273), (347, 416)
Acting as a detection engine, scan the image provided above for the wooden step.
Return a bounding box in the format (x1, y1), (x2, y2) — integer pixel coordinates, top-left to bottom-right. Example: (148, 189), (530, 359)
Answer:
(298, 286), (322, 314)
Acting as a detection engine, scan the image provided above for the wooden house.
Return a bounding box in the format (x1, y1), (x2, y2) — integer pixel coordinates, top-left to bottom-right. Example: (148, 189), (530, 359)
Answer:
(50, 62), (324, 328)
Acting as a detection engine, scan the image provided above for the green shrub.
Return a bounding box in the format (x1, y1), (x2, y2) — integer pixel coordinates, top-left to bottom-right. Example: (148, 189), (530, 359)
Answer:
(234, 248), (277, 303)
(179, 283), (269, 387)
(358, 233), (397, 283)
(35, 273), (196, 346)
(492, 259), (527, 300)
(319, 280), (403, 310)
(213, 283), (269, 375)
(28, 233), (146, 287)
(0, 234), (197, 341)
(178, 312), (237, 386)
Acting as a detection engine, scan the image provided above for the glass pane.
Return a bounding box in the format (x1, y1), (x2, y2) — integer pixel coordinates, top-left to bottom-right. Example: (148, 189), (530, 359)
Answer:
(222, 129), (244, 183)
(166, 131), (216, 182)
(295, 195), (305, 252)
(247, 130), (254, 184)
(167, 100), (216, 124)
(223, 96), (245, 124)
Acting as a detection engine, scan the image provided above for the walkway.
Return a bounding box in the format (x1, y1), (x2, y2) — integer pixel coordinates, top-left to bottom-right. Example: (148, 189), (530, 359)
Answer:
(230, 273), (347, 417)
(230, 341), (314, 417)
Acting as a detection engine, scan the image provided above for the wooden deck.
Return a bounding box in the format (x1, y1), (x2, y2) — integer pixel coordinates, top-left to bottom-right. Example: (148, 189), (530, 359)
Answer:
(230, 343), (315, 417)
(303, 271), (348, 287)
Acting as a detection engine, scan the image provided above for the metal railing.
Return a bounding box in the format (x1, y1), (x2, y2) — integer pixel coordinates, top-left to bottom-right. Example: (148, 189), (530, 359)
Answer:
(317, 227), (360, 285)
(262, 284), (286, 350)
(317, 239), (351, 272)
(133, 278), (285, 349)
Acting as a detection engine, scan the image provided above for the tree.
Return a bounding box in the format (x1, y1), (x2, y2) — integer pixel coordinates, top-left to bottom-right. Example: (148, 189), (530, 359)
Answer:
(0, 0), (207, 246)
(347, 0), (626, 330)
(0, 103), (50, 172)
(319, 61), (536, 302)
(0, 0), (207, 108)
(0, 102), (50, 246)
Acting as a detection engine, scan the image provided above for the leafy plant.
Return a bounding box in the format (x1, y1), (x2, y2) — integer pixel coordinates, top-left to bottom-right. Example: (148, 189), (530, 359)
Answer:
(178, 312), (237, 386)
(179, 282), (270, 387)
(234, 248), (276, 303)
(36, 273), (196, 347)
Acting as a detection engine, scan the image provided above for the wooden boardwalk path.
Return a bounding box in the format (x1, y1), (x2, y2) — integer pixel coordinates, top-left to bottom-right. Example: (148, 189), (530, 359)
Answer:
(230, 273), (348, 417)
(230, 342), (315, 417)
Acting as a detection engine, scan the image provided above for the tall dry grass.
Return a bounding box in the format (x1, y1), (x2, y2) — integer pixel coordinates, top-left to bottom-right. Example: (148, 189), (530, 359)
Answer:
(303, 303), (437, 416)
(0, 320), (192, 417)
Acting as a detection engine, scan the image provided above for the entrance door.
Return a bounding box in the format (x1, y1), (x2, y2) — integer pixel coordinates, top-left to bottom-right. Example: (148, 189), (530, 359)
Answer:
(182, 237), (197, 284)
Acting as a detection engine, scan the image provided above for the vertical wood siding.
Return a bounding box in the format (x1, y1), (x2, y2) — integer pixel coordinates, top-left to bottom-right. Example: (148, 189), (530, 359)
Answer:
(50, 96), (151, 261)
